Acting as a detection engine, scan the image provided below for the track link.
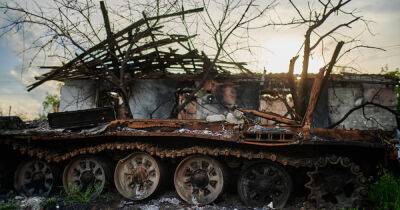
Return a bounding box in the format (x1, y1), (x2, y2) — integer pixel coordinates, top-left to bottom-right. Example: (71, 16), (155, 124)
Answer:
(5, 141), (368, 207)
(304, 155), (368, 209)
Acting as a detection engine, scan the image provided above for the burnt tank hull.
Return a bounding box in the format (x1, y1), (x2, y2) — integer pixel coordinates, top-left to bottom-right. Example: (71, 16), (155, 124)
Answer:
(0, 118), (395, 208)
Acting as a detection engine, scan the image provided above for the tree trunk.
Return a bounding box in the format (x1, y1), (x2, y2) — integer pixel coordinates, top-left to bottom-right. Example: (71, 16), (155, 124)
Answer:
(115, 89), (133, 119)
(287, 55), (300, 119)
(298, 30), (311, 117)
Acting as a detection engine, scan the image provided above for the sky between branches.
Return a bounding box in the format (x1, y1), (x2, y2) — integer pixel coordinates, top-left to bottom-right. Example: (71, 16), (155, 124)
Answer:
(0, 0), (399, 119)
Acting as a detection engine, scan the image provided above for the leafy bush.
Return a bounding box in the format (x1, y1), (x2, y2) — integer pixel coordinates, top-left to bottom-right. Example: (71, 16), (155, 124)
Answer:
(368, 170), (400, 210)
(63, 183), (101, 205)
(42, 196), (61, 209)
(40, 93), (60, 119)
(0, 200), (17, 210)
(384, 70), (400, 112)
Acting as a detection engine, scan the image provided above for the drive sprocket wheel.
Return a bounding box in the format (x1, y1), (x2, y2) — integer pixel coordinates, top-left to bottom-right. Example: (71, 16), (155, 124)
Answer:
(305, 156), (368, 209)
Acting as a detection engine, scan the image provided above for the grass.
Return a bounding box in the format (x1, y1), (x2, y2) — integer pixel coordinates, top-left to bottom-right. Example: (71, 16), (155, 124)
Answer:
(42, 183), (103, 209)
(0, 184), (106, 210)
(368, 170), (400, 210)
(0, 200), (17, 210)
(0, 192), (17, 210)
(63, 183), (102, 205)
(41, 196), (60, 209)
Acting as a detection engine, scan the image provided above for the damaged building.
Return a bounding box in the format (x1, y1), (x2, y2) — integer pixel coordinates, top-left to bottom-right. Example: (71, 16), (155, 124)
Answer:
(58, 73), (398, 130)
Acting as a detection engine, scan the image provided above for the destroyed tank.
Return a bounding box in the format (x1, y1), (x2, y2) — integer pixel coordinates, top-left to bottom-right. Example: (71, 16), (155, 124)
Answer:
(0, 73), (399, 209)
(0, 7), (399, 209)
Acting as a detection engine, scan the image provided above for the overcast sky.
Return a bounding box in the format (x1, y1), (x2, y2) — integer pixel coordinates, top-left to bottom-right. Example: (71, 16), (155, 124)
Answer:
(0, 0), (399, 119)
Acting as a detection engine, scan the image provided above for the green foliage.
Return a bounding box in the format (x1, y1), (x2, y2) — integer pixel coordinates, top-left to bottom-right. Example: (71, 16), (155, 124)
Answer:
(0, 192), (18, 210)
(63, 183), (101, 205)
(40, 184), (100, 209)
(368, 170), (400, 210)
(42, 93), (60, 117)
(97, 191), (114, 203)
(385, 70), (400, 80)
(385, 70), (400, 112)
(42, 196), (60, 209)
(0, 200), (17, 210)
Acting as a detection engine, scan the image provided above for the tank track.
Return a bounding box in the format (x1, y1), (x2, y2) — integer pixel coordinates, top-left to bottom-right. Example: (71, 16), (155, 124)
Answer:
(4, 140), (367, 208)
(5, 140), (312, 166)
(305, 155), (368, 209)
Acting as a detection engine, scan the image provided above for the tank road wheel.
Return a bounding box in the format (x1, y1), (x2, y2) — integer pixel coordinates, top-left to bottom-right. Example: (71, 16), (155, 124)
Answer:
(237, 161), (292, 208)
(305, 156), (367, 209)
(14, 160), (54, 196)
(174, 155), (227, 205)
(62, 156), (109, 197)
(114, 152), (163, 200)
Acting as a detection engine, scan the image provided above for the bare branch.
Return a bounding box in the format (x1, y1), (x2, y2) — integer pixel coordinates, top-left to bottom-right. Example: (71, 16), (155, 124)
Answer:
(310, 17), (360, 50)
(288, 0), (307, 21)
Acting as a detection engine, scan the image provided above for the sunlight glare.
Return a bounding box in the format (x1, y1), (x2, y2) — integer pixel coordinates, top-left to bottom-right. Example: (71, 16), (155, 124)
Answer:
(262, 34), (326, 74)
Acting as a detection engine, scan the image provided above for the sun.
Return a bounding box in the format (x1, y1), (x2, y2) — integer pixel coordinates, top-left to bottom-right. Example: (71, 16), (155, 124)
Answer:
(262, 34), (326, 74)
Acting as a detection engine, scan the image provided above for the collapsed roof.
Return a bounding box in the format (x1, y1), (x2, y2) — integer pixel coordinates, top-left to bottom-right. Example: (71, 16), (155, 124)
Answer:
(27, 5), (398, 92)
(29, 7), (252, 91)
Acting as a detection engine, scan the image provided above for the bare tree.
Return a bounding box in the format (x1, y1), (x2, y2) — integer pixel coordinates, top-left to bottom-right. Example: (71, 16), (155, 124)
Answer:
(0, 0), (103, 65)
(199, 0), (276, 68)
(272, 0), (384, 117)
(108, 0), (278, 117)
(0, 0), (204, 119)
(2, 0), (383, 122)
(2, 0), (274, 119)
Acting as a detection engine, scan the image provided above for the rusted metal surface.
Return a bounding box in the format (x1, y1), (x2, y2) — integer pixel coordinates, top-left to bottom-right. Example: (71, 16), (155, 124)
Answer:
(303, 68), (326, 140)
(310, 128), (392, 142)
(174, 155), (225, 205)
(62, 156), (107, 198)
(5, 132), (373, 209)
(0, 115), (395, 171)
(114, 152), (162, 200)
(4, 134), (384, 170)
(239, 109), (299, 126)
(5, 140), (303, 165)
(108, 119), (238, 131)
(1, 118), (392, 147)
(0, 122), (382, 209)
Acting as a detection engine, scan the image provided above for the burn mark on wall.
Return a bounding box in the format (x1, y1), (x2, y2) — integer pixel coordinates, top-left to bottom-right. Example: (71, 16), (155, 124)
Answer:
(58, 74), (398, 130)
(59, 80), (97, 111)
(259, 78), (296, 125)
(130, 79), (192, 119)
(328, 81), (397, 130)
(178, 79), (261, 119)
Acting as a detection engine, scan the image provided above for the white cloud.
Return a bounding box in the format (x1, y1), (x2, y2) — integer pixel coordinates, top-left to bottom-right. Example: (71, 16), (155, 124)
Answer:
(0, 95), (42, 120)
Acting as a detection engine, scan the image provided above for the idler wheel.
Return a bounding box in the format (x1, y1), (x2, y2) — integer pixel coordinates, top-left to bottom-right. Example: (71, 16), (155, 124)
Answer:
(14, 160), (54, 196)
(63, 156), (109, 197)
(114, 152), (163, 200)
(237, 161), (292, 208)
(174, 155), (226, 205)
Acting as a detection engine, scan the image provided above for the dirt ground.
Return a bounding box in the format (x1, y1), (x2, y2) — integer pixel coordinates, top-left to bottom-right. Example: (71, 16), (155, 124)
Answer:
(3, 190), (306, 210)
(72, 191), (305, 210)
